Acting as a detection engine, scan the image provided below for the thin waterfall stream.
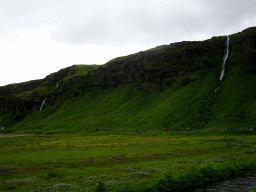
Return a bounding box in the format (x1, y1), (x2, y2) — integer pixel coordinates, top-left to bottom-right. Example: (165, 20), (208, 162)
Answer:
(214, 86), (221, 97)
(215, 36), (229, 97)
(219, 36), (229, 80)
(39, 98), (46, 111)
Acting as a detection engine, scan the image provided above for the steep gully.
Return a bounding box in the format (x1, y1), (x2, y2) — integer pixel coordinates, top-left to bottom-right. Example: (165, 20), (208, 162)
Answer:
(215, 36), (229, 97)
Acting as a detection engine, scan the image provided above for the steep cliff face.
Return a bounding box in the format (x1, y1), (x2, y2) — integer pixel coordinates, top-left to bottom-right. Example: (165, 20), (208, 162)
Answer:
(0, 65), (78, 123)
(232, 27), (256, 63)
(94, 35), (227, 92)
(0, 27), (256, 129)
(93, 27), (256, 90)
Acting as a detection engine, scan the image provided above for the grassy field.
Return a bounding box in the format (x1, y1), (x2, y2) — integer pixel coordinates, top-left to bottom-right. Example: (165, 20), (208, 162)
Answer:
(1, 130), (256, 191)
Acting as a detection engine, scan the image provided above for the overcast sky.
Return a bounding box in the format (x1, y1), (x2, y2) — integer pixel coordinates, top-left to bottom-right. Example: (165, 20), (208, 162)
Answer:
(0, 0), (255, 86)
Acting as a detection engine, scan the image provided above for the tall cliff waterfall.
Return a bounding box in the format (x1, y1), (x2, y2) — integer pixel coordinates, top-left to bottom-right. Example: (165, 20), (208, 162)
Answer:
(40, 99), (46, 111)
(219, 36), (229, 80)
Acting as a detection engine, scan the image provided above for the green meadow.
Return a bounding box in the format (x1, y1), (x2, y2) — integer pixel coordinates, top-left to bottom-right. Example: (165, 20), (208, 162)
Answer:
(1, 130), (256, 191)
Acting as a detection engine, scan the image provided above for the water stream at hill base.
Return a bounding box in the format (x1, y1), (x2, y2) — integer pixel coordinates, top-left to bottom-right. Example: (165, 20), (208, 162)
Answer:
(191, 171), (256, 192)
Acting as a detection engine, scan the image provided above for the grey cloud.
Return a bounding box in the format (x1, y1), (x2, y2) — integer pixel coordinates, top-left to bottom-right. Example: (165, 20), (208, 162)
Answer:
(50, 12), (115, 45)
(0, 0), (66, 23)
(0, 0), (39, 23)
(50, 0), (213, 46)
(1, 0), (256, 47)
(195, 0), (256, 35)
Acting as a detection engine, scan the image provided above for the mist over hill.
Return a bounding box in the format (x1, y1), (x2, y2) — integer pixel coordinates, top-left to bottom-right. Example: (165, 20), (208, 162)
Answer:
(1, 27), (256, 133)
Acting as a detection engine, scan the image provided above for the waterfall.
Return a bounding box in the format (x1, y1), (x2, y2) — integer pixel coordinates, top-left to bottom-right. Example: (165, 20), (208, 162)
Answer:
(40, 99), (46, 111)
(219, 36), (229, 80)
(56, 83), (58, 88)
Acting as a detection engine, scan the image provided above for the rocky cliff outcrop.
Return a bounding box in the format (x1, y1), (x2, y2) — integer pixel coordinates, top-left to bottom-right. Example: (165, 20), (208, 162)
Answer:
(0, 65), (78, 116)
(95, 27), (256, 91)
(94, 36), (227, 92)
(45, 65), (77, 83)
(232, 27), (256, 63)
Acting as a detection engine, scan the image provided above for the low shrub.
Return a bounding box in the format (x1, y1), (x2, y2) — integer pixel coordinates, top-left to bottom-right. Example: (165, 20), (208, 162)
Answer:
(47, 183), (81, 192)
(236, 140), (255, 144)
(174, 158), (188, 163)
(123, 167), (141, 173)
(208, 153), (238, 163)
(64, 176), (76, 181)
(146, 167), (166, 173)
(88, 175), (99, 180)
(46, 169), (66, 179)
(248, 186), (256, 192)
(29, 183), (81, 192)
(105, 180), (123, 186)
(190, 159), (203, 166)
(5, 177), (41, 185)
(94, 180), (107, 192)
(172, 163), (182, 169)
(128, 171), (150, 179)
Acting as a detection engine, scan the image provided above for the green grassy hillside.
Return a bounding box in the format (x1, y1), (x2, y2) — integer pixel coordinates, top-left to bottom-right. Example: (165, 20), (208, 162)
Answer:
(1, 27), (256, 133)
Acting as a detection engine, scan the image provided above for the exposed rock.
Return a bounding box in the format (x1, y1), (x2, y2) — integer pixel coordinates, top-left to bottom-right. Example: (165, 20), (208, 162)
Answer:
(95, 38), (221, 92)
(16, 79), (45, 91)
(168, 41), (198, 49)
(5, 97), (41, 113)
(45, 65), (77, 83)
(234, 27), (256, 63)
